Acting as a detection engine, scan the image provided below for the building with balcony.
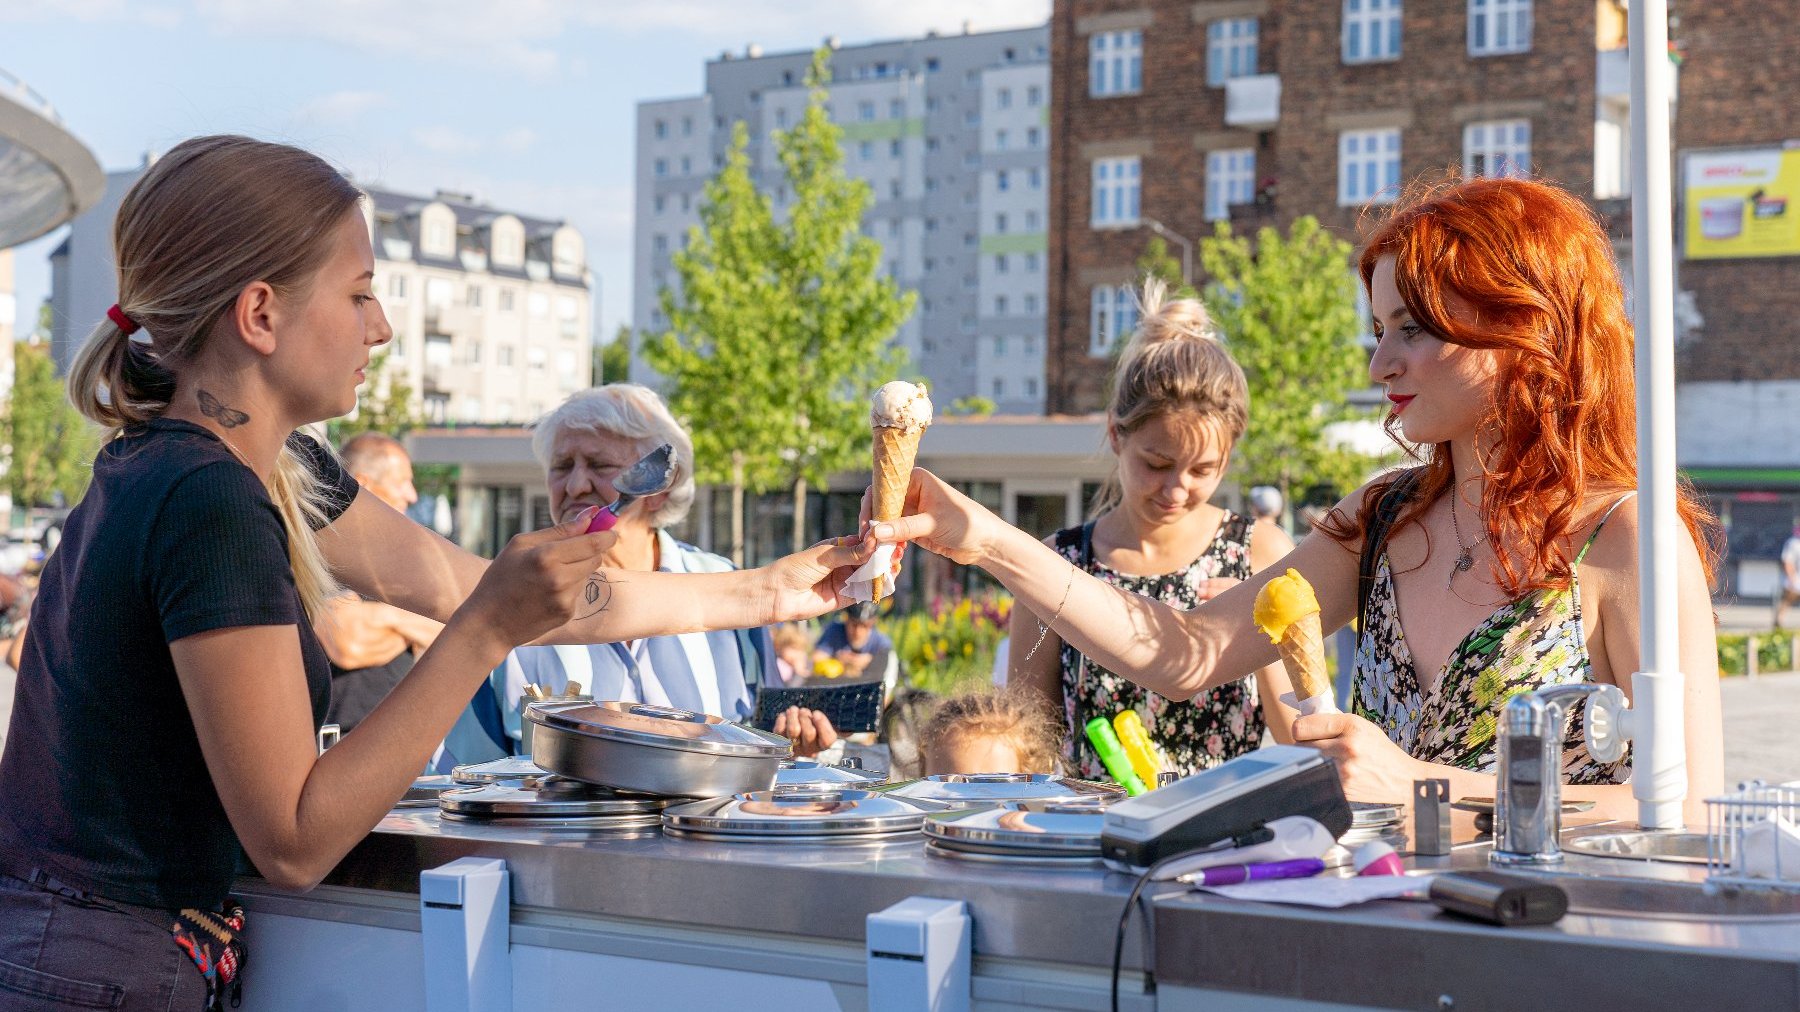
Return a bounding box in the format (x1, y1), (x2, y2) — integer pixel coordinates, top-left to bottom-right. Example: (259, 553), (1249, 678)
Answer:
(633, 25), (1052, 413)
(366, 187), (593, 425)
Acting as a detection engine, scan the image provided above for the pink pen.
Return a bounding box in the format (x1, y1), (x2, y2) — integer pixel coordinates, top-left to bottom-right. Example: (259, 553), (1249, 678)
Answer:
(1192, 858), (1326, 887)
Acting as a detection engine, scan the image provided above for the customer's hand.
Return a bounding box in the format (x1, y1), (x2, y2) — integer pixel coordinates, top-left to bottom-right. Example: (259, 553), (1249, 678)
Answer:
(457, 507), (617, 648)
(761, 537), (879, 623)
(1195, 576), (1241, 602)
(1290, 712), (1431, 804)
(860, 467), (998, 567)
(774, 706), (839, 758)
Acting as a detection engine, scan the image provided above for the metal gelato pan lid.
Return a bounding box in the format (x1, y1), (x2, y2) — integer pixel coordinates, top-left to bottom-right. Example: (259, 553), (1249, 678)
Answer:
(881, 773), (1125, 810)
(439, 776), (674, 818)
(661, 788), (946, 841)
(923, 797), (1114, 856)
(528, 700), (792, 758)
(774, 758), (887, 790)
(451, 755), (552, 786)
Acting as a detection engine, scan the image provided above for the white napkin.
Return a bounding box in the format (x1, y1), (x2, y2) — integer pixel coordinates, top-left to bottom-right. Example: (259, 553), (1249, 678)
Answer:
(845, 543), (897, 603)
(1280, 690), (1342, 716)
(1196, 872), (1435, 907)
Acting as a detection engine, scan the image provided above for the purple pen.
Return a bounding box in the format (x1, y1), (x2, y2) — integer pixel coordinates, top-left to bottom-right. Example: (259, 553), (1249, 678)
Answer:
(1193, 858), (1326, 887)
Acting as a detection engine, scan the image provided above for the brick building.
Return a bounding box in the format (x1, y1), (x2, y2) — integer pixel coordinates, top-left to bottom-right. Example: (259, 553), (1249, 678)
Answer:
(1047, 0), (1800, 593)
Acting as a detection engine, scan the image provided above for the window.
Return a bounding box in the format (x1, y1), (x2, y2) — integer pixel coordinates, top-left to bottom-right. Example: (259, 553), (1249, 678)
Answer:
(1027, 127), (1042, 148)
(1089, 30), (1143, 97)
(998, 88), (1012, 109)
(1091, 156), (1141, 226)
(528, 347), (547, 369)
(682, 116), (693, 136)
(388, 275), (408, 299)
(858, 100), (875, 121)
(996, 335), (1008, 356)
(1089, 284), (1141, 356)
(654, 119), (667, 139)
(1025, 210), (1040, 230)
(992, 377), (1005, 398)
(995, 129), (1009, 150)
(653, 234), (668, 256)
(891, 180), (903, 199)
(425, 278), (452, 306)
(654, 158), (667, 178)
(466, 284), (483, 309)
(776, 108), (788, 128)
(1338, 129), (1401, 205)
(653, 195), (666, 214)
(1025, 252), (1040, 272)
(926, 57), (940, 72)
(466, 341), (481, 365)
(1205, 148), (1256, 220)
(1469, 0), (1531, 56)
(996, 170), (1010, 192)
(1024, 294), (1039, 314)
(995, 212), (1009, 233)
(890, 139), (902, 157)
(1464, 119), (1531, 178)
(1028, 167), (1043, 189)
(1206, 18), (1259, 86)
(499, 288), (514, 312)
(679, 156), (691, 175)
(1343, 0), (1402, 63)
(859, 140), (874, 161)
(995, 295), (1009, 316)
(995, 254), (1009, 274)
(528, 292), (549, 317)
(889, 99), (904, 119)
(1027, 84), (1044, 106)
(680, 194), (691, 212)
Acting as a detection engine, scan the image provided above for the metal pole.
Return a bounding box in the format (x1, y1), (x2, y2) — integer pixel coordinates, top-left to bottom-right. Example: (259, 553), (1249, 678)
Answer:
(1628, 0), (1686, 831)
(1145, 218), (1194, 289)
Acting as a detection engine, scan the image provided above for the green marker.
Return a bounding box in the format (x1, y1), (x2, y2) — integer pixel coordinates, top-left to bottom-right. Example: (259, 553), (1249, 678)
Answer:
(1084, 717), (1147, 796)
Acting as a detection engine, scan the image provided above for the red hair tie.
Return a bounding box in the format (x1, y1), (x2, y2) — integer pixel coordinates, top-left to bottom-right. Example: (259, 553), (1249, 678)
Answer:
(107, 304), (140, 336)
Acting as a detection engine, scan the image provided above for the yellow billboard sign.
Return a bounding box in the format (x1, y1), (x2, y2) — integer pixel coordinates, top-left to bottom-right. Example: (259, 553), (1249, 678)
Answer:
(1685, 148), (1800, 259)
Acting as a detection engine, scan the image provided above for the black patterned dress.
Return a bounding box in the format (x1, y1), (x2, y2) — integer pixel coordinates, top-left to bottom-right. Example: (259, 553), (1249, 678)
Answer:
(1053, 512), (1265, 779)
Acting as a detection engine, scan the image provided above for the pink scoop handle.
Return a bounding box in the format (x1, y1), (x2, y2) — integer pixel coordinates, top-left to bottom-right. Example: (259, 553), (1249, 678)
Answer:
(585, 504), (621, 533)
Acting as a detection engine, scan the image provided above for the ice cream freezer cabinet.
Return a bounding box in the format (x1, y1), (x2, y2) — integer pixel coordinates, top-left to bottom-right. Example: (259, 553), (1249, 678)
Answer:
(230, 808), (1800, 1011)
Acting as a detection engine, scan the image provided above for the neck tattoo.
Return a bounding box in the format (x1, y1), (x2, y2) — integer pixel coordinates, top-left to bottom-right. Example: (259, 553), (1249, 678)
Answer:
(1448, 491), (1477, 588)
(197, 389), (251, 429)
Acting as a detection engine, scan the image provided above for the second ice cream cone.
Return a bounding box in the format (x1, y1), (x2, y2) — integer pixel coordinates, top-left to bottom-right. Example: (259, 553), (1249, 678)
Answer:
(872, 425), (920, 522)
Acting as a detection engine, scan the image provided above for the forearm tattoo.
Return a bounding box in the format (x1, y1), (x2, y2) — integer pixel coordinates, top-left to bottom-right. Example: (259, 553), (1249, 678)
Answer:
(576, 570), (618, 620)
(197, 389), (250, 428)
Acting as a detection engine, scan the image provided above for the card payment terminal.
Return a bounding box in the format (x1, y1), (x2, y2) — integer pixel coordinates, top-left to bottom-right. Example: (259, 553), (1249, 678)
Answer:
(1100, 745), (1352, 870)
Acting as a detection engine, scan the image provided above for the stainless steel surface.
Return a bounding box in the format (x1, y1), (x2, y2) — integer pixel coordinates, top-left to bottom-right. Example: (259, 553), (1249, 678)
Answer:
(438, 778), (672, 817)
(773, 757), (886, 789)
(529, 699), (789, 798)
(922, 798), (1111, 859)
(597, 442), (677, 523)
(880, 773), (1123, 810)
(1493, 682), (1605, 865)
(451, 755), (551, 785)
(661, 788), (943, 840)
(398, 775), (459, 809)
(1561, 829), (1713, 865)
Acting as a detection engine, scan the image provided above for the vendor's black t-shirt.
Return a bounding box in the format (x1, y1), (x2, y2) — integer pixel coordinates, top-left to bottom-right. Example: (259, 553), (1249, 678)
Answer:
(0, 419), (359, 911)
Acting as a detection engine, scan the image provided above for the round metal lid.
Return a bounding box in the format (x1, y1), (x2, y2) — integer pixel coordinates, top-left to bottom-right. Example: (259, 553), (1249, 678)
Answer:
(398, 775), (460, 809)
(661, 788), (945, 838)
(452, 756), (552, 786)
(774, 758), (887, 790)
(881, 774), (1125, 809)
(439, 777), (674, 818)
(923, 797), (1113, 855)
(528, 700), (791, 758)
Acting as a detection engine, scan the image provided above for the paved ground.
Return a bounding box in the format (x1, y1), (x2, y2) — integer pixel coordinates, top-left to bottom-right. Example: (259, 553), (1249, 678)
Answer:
(0, 659), (1793, 787)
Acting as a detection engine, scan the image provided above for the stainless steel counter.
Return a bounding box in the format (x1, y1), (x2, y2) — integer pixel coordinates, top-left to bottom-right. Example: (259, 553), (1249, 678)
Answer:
(269, 807), (1800, 1010)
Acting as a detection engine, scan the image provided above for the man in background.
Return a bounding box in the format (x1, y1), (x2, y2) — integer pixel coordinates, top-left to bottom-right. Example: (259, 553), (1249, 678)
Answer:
(1776, 522), (1800, 629)
(314, 433), (443, 733)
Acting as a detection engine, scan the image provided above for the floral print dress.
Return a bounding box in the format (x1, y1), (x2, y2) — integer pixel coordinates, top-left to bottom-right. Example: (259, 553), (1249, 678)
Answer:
(1352, 496), (1635, 785)
(1054, 513), (1265, 779)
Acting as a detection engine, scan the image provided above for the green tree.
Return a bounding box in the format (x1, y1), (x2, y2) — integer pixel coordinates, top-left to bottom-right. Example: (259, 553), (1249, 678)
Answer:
(1136, 235), (1197, 301)
(1199, 216), (1388, 508)
(643, 49), (916, 561)
(329, 349), (424, 443)
(5, 342), (98, 508)
(596, 324), (632, 384)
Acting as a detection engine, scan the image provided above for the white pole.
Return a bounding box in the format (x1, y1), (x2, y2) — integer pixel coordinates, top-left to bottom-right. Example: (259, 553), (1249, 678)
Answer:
(1628, 0), (1686, 830)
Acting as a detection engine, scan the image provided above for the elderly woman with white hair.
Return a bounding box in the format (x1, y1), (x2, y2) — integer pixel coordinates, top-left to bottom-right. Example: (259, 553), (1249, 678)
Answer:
(465, 384), (839, 757)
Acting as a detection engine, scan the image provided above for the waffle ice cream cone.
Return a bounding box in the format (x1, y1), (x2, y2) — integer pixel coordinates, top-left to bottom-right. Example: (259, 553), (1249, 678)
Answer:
(860, 381), (933, 601)
(1254, 568), (1334, 706)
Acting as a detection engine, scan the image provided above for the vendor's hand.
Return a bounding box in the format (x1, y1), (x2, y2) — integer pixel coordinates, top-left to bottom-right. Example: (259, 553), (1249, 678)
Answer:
(761, 537), (877, 623)
(1290, 712), (1430, 804)
(774, 706), (839, 758)
(458, 507), (618, 648)
(859, 467), (997, 567)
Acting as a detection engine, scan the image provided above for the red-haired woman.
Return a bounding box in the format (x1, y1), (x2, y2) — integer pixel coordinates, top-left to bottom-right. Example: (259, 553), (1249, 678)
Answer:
(870, 176), (1725, 821)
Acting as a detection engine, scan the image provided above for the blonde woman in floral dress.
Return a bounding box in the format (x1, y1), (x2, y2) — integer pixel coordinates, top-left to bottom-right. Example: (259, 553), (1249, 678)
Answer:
(1009, 279), (1296, 779)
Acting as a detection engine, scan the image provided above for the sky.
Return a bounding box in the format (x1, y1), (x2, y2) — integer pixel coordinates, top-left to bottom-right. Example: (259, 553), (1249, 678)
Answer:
(2, 0), (1049, 343)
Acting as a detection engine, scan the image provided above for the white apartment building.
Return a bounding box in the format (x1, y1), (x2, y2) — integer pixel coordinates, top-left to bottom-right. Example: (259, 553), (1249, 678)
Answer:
(633, 26), (1050, 414)
(366, 187), (593, 425)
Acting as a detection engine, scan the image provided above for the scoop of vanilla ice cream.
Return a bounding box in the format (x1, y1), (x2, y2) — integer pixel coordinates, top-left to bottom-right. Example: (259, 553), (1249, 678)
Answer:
(870, 381), (934, 431)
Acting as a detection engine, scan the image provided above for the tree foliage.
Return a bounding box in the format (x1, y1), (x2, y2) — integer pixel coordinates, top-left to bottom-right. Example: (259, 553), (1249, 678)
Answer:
(1136, 235), (1196, 300)
(5, 342), (98, 508)
(597, 324), (632, 384)
(330, 349), (424, 443)
(643, 48), (917, 554)
(1198, 216), (1389, 502)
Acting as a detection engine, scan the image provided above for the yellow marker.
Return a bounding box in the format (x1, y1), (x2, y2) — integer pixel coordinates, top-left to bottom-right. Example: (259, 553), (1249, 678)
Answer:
(1112, 710), (1164, 786)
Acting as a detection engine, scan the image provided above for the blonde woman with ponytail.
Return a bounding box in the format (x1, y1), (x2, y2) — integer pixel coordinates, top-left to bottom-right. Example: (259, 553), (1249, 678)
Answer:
(1008, 278), (1296, 779)
(0, 135), (870, 1011)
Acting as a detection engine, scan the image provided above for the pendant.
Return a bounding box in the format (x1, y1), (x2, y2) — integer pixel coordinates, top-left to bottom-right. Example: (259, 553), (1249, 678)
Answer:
(1448, 549), (1474, 588)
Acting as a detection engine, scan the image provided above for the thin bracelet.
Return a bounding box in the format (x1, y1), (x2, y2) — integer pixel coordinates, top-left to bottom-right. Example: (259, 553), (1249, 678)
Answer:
(1022, 562), (1077, 662)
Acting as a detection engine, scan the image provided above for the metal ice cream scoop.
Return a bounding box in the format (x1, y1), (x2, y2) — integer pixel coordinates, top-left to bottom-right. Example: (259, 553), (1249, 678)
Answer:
(584, 443), (677, 533)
